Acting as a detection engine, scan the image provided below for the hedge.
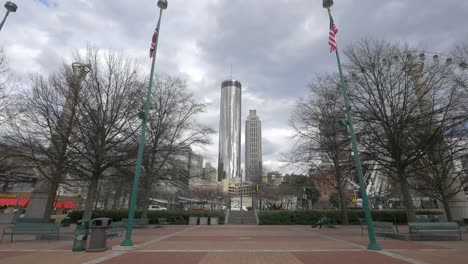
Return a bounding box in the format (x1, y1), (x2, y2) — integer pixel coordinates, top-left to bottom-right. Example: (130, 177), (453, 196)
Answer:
(68, 210), (225, 225)
(258, 210), (444, 225)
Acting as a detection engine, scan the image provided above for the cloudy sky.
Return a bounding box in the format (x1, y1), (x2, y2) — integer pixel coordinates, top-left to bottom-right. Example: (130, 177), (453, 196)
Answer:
(2, 0), (468, 173)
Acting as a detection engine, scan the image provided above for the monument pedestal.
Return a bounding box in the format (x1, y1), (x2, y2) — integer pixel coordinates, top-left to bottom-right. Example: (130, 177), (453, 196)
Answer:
(448, 193), (468, 221)
(25, 181), (51, 219)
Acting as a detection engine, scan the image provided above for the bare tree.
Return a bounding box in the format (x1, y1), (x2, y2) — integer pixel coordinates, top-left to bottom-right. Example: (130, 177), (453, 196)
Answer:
(190, 186), (225, 210)
(138, 75), (215, 219)
(289, 76), (352, 224)
(407, 51), (468, 220)
(7, 63), (87, 221)
(412, 130), (468, 220)
(0, 48), (17, 126)
(258, 184), (280, 210)
(108, 164), (135, 210)
(344, 39), (467, 221)
(69, 49), (144, 220)
(452, 44), (468, 118)
(282, 174), (320, 210)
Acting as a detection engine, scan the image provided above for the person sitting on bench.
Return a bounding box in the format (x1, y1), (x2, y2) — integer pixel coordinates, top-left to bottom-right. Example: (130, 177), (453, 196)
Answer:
(311, 216), (327, 228)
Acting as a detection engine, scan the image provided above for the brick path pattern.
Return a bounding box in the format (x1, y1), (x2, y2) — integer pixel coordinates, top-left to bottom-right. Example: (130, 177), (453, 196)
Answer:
(0, 225), (467, 264)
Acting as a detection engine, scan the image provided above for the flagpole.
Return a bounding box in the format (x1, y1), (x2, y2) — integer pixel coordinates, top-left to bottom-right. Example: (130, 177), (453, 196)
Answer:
(121, 1), (167, 247)
(326, 6), (380, 251)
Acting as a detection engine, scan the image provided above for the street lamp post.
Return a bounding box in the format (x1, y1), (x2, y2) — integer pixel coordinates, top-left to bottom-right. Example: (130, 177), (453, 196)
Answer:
(121, 0), (168, 247)
(0, 1), (17, 32)
(240, 172), (243, 224)
(322, 0), (380, 250)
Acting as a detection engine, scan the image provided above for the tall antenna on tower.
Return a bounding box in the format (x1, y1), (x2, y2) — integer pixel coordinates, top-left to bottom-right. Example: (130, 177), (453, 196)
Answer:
(230, 64), (233, 79)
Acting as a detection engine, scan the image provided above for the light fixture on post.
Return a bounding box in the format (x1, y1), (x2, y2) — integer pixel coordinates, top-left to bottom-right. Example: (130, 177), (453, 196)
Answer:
(0, 1), (17, 32)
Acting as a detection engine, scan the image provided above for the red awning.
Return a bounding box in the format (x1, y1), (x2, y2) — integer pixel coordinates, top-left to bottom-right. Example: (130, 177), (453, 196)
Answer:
(0, 198), (29, 207)
(54, 201), (77, 209)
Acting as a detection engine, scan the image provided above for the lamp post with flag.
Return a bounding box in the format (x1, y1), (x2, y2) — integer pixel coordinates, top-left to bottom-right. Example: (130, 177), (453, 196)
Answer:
(322, 0), (380, 250)
(120, 0), (168, 247)
(0, 1), (17, 32)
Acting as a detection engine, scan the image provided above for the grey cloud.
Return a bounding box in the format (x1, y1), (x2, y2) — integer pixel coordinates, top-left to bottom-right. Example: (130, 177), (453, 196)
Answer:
(4, 0), (468, 172)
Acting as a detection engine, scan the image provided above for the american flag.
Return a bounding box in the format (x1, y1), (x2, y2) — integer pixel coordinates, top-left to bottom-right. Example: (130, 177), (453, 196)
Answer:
(149, 26), (158, 58)
(329, 15), (338, 52)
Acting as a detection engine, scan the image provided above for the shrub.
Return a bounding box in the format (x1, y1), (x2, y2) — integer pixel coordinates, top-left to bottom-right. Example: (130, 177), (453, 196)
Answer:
(258, 209), (444, 225)
(68, 210), (225, 224)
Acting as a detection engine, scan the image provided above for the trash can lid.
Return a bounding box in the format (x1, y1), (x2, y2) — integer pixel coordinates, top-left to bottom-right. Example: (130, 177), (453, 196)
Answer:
(90, 217), (112, 227)
(77, 219), (90, 228)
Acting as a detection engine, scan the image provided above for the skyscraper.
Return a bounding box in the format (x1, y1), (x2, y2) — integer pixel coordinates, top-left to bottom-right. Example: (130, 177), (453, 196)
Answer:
(245, 109), (262, 183)
(218, 80), (242, 181)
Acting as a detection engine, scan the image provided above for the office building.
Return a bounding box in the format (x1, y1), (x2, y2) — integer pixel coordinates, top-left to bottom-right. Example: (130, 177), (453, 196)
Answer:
(217, 80), (242, 181)
(245, 109), (262, 183)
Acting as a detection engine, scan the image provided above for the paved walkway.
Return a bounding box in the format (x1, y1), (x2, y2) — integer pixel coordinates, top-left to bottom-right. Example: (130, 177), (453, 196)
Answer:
(0, 225), (467, 264)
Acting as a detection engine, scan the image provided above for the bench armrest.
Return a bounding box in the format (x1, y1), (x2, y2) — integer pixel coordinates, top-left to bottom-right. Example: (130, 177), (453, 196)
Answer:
(2, 226), (13, 233)
(1, 226), (13, 242)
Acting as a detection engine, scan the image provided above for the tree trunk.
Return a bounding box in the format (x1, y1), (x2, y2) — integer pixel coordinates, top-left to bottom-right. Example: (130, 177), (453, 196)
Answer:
(336, 182), (349, 224)
(140, 184), (152, 219)
(120, 192), (129, 209)
(111, 188), (121, 210)
(94, 180), (102, 209)
(103, 192), (110, 209)
(2, 181), (9, 192)
(43, 180), (60, 222)
(441, 197), (453, 222)
(82, 176), (99, 220)
(399, 177), (416, 222)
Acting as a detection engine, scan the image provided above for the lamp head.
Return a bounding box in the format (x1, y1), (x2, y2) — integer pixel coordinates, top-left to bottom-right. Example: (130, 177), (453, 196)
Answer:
(157, 0), (168, 10)
(323, 0), (333, 9)
(4, 1), (17, 12)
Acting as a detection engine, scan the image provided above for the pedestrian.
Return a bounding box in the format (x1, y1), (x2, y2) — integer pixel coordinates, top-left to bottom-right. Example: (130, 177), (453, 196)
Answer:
(311, 216), (327, 228)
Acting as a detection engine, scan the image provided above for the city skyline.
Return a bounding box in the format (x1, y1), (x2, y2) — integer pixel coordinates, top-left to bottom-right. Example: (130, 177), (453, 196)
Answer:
(2, 0), (468, 173)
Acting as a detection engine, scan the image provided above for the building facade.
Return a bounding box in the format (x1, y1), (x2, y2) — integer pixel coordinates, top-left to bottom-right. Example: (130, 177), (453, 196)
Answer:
(202, 162), (217, 182)
(218, 80), (242, 181)
(266, 171), (284, 186)
(245, 110), (263, 183)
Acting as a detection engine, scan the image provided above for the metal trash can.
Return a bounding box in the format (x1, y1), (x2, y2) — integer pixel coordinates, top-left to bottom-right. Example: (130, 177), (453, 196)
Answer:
(72, 220), (90, 252)
(86, 217), (112, 252)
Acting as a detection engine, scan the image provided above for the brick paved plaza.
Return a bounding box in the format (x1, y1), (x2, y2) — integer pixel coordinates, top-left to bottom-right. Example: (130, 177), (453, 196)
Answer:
(0, 225), (467, 264)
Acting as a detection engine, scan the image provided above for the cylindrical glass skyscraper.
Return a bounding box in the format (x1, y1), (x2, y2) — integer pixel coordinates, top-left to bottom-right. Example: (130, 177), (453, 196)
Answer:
(218, 80), (242, 181)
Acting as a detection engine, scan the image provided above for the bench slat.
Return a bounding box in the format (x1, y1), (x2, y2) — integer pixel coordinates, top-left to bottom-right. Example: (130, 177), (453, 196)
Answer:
(121, 218), (149, 225)
(358, 219), (395, 236)
(408, 222), (462, 240)
(3, 222), (60, 242)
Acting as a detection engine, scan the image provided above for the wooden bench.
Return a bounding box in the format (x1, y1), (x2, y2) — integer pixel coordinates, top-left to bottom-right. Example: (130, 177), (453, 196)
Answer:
(408, 222), (462, 240)
(358, 218), (395, 237)
(122, 218), (149, 226)
(2, 222), (60, 242)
